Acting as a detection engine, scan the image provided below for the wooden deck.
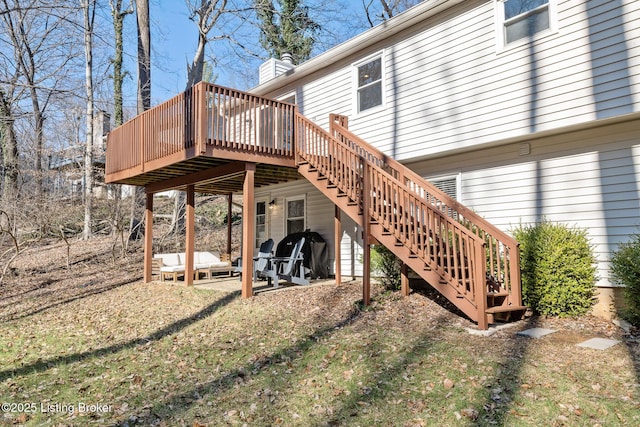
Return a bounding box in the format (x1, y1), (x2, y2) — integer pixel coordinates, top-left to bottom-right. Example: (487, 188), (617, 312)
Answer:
(106, 82), (300, 193)
(105, 82), (524, 330)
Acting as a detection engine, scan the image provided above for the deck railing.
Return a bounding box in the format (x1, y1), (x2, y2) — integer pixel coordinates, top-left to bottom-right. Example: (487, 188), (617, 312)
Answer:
(326, 118), (522, 304)
(106, 82), (297, 178)
(296, 112), (522, 310)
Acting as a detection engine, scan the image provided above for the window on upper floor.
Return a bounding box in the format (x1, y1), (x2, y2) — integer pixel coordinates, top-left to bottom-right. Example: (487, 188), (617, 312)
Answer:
(497, 0), (556, 47)
(355, 55), (383, 114)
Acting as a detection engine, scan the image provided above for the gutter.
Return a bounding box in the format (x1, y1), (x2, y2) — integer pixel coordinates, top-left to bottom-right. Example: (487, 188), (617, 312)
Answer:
(250, 0), (465, 96)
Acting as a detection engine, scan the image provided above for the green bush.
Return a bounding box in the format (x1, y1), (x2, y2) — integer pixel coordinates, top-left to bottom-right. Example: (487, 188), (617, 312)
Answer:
(610, 234), (640, 325)
(513, 221), (598, 317)
(371, 245), (402, 291)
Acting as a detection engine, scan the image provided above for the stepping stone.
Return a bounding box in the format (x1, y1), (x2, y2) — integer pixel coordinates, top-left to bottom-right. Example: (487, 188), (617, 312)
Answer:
(576, 338), (620, 350)
(516, 327), (557, 339)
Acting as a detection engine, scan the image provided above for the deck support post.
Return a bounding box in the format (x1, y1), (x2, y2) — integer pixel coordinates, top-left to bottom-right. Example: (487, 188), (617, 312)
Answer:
(401, 263), (410, 296)
(185, 185), (195, 286)
(362, 158), (371, 306)
(334, 206), (342, 285)
(143, 192), (153, 283)
(226, 194), (233, 259)
(241, 164), (256, 298)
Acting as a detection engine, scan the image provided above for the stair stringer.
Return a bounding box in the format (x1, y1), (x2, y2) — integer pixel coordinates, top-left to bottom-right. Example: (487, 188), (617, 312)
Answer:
(297, 163), (482, 324)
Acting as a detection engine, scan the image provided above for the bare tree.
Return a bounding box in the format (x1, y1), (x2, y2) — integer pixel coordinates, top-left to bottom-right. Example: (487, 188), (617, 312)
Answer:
(0, 0), (78, 197)
(81, 0), (97, 240)
(0, 87), (18, 202)
(362, 0), (421, 27)
(127, 0), (151, 244)
(110, 0), (133, 238)
(110, 0), (133, 126)
(135, 0), (151, 112)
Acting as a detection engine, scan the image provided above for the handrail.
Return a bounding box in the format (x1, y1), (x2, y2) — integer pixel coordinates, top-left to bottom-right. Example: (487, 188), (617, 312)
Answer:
(106, 82), (297, 177)
(328, 118), (521, 302)
(297, 111), (524, 311)
(296, 112), (493, 307)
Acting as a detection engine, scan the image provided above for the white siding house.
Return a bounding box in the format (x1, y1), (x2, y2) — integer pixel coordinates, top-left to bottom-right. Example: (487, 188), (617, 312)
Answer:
(248, 0), (640, 315)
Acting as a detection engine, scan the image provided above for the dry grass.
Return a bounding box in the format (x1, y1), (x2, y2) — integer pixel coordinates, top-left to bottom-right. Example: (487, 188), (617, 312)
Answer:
(0, 236), (638, 426)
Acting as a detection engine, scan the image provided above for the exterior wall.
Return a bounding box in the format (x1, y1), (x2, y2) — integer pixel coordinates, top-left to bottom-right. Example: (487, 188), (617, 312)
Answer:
(254, 0), (640, 310)
(406, 117), (640, 289)
(254, 179), (367, 277)
(268, 0), (639, 162)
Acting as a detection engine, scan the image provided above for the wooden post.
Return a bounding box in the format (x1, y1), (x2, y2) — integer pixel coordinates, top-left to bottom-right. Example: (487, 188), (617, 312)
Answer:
(185, 185), (195, 286)
(241, 164), (256, 298)
(476, 240), (488, 330)
(401, 263), (410, 297)
(334, 205), (342, 285)
(226, 193), (233, 259)
(143, 192), (153, 283)
(362, 158), (370, 305)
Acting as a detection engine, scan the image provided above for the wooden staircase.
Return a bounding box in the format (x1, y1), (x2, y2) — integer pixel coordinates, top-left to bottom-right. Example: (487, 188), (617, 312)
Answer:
(295, 113), (526, 329)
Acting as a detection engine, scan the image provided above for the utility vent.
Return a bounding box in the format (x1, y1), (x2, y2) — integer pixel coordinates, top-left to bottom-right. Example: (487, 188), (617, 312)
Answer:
(259, 58), (295, 84)
(430, 175), (459, 201)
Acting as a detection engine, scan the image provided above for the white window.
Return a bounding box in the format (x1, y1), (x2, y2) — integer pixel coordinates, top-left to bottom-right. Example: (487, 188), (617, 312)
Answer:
(496, 0), (556, 48)
(285, 196), (306, 234)
(354, 54), (383, 114)
(255, 200), (268, 248)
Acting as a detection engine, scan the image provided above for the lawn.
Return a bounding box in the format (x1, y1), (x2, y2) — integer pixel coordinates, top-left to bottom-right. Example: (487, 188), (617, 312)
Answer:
(1, 237), (638, 426)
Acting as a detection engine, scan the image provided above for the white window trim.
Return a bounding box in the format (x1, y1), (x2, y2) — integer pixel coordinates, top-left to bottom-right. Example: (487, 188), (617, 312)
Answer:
(352, 51), (385, 116)
(284, 194), (306, 234)
(495, 0), (558, 52)
(278, 92), (296, 105)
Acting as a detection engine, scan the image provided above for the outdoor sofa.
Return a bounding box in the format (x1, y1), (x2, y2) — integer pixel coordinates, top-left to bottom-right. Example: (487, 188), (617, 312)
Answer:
(153, 251), (233, 282)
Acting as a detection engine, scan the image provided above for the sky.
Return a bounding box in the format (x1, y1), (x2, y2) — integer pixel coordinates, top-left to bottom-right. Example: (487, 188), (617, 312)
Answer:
(118, 0), (373, 108)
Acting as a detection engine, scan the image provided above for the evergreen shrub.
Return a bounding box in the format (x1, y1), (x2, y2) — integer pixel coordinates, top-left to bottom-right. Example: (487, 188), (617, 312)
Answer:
(513, 221), (597, 317)
(610, 234), (640, 325)
(371, 245), (402, 291)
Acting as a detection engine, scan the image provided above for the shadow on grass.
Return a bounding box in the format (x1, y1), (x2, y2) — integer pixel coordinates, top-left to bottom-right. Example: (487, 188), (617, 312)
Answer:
(127, 299), (366, 426)
(319, 313), (454, 425)
(0, 276), (142, 322)
(0, 290), (240, 382)
(473, 315), (538, 426)
(0, 278), (62, 304)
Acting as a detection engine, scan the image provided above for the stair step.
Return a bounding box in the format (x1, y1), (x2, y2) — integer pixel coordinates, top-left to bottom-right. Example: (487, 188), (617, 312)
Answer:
(336, 192), (347, 197)
(485, 305), (527, 314)
(487, 290), (509, 297)
(327, 183), (337, 189)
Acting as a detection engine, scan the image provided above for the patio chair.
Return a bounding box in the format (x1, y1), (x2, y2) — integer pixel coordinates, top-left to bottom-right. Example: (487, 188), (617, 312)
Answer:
(272, 237), (309, 286)
(253, 238), (276, 286)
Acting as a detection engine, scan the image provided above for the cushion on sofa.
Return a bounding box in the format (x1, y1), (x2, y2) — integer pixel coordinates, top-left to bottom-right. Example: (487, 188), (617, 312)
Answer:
(155, 253), (181, 267)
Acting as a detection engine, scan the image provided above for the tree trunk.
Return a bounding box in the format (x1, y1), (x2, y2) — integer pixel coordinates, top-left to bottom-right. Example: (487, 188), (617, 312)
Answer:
(82, 0), (96, 240)
(135, 0), (151, 113)
(0, 88), (18, 202)
(129, 0), (151, 244)
(110, 0), (133, 237)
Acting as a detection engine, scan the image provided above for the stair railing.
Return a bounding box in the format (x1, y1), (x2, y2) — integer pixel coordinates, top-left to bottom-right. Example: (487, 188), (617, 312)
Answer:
(296, 113), (493, 308)
(325, 117), (521, 305)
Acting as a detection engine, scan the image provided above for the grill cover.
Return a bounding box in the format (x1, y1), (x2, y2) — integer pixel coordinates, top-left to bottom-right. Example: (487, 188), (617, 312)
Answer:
(275, 231), (329, 279)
